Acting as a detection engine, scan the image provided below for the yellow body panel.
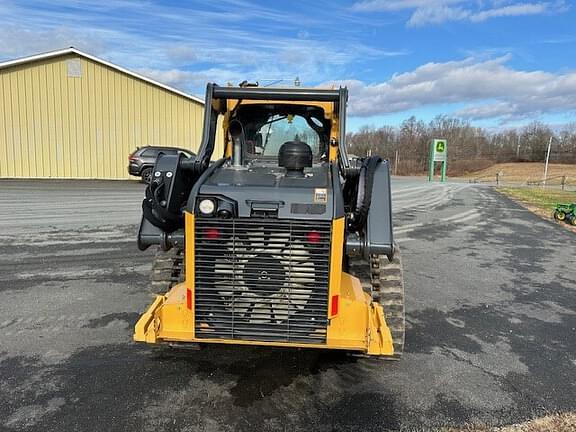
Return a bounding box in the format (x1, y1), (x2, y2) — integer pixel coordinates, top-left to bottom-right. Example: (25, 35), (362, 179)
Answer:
(134, 213), (395, 356)
(134, 274), (394, 355)
(0, 53), (223, 179)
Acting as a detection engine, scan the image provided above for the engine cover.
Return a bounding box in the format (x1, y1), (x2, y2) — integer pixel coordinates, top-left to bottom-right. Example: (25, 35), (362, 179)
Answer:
(188, 162), (343, 221)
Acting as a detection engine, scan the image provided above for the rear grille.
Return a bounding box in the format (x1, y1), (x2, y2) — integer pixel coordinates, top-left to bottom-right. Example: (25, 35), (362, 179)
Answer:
(194, 218), (331, 344)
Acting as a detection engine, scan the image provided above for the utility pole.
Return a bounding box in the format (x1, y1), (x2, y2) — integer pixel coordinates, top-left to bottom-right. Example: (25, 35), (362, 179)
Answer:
(543, 136), (553, 188)
(394, 150), (399, 176)
(516, 135), (520, 160)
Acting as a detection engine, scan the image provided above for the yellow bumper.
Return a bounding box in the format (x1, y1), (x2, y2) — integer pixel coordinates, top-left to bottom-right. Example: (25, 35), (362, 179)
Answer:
(134, 272), (394, 356)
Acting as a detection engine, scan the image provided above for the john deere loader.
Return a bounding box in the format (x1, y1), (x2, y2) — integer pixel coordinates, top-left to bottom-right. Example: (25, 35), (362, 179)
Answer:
(134, 83), (405, 357)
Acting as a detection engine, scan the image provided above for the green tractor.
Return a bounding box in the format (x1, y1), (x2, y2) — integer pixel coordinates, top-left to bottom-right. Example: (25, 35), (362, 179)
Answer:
(553, 203), (576, 225)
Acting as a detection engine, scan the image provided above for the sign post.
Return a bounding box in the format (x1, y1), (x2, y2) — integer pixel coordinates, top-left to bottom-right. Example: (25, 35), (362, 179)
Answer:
(428, 139), (447, 182)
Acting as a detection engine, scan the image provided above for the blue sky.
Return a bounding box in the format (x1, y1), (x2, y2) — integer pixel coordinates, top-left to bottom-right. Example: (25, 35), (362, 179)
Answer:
(1, 0), (575, 131)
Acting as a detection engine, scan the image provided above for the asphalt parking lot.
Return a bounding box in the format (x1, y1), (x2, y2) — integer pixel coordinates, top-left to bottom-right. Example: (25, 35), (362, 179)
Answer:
(0, 179), (574, 431)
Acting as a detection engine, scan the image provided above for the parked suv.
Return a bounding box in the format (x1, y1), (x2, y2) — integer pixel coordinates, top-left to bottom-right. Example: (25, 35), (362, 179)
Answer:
(128, 146), (195, 183)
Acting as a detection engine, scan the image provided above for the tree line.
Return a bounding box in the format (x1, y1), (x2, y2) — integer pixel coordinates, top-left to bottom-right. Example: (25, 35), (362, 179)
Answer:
(346, 116), (576, 176)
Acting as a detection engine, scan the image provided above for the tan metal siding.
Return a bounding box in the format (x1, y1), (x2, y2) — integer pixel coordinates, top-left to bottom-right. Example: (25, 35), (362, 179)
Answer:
(0, 54), (219, 179)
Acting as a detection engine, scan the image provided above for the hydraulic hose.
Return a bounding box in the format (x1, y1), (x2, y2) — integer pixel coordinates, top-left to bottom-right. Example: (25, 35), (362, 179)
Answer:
(142, 180), (183, 232)
(348, 156), (382, 232)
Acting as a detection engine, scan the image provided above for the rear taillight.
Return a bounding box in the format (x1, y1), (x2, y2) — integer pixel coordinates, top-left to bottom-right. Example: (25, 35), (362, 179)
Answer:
(205, 228), (220, 240)
(331, 295), (339, 315)
(128, 155), (137, 161)
(307, 231), (322, 244)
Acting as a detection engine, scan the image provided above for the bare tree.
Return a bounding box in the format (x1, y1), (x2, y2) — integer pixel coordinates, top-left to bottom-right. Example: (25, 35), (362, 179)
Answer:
(347, 116), (576, 176)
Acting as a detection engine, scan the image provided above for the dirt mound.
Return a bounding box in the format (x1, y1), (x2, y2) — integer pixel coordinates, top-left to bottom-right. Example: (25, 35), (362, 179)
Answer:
(463, 162), (576, 184)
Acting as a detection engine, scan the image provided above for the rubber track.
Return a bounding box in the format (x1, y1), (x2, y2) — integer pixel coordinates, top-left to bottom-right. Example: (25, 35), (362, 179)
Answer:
(150, 247), (185, 294)
(370, 248), (405, 358)
(348, 246), (405, 359)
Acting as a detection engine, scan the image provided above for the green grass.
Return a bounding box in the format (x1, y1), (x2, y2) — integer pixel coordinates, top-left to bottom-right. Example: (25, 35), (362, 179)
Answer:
(498, 187), (576, 213)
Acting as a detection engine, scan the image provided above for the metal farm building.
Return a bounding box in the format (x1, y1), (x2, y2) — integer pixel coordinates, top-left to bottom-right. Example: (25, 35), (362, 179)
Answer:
(0, 47), (216, 179)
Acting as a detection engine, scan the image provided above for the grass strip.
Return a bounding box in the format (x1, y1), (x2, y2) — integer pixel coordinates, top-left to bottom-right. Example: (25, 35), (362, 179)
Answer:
(498, 187), (576, 233)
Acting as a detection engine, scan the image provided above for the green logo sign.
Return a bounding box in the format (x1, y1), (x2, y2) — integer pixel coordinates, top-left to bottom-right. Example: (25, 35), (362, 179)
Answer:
(429, 139), (448, 182)
(431, 139), (447, 164)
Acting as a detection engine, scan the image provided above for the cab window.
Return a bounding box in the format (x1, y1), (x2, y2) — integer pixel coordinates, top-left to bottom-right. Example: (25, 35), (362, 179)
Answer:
(252, 115), (321, 158)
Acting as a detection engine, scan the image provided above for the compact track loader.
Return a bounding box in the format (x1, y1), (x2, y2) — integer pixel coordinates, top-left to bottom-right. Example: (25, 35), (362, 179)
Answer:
(134, 84), (405, 357)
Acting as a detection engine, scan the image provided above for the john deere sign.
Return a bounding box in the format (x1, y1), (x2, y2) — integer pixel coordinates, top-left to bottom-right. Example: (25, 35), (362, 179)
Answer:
(433, 140), (447, 161)
(428, 139), (447, 182)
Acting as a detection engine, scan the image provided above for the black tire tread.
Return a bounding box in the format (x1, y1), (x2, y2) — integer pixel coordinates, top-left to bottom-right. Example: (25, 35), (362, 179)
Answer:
(150, 247), (185, 294)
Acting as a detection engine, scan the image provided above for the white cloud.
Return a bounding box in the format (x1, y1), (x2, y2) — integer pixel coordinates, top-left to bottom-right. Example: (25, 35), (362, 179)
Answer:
(352, 0), (463, 12)
(408, 5), (470, 26)
(1, 0), (572, 127)
(0, 0), (407, 95)
(323, 56), (576, 121)
(0, 25), (106, 58)
(469, 3), (549, 22)
(454, 102), (518, 119)
(136, 67), (241, 92)
(352, 0), (566, 26)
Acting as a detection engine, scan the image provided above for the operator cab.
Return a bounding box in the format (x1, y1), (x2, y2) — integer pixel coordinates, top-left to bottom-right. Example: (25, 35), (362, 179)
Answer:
(228, 104), (329, 167)
(195, 100), (335, 220)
